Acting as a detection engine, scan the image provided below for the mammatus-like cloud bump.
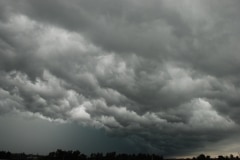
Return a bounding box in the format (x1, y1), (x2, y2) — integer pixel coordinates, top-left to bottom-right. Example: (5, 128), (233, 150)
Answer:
(0, 0), (240, 156)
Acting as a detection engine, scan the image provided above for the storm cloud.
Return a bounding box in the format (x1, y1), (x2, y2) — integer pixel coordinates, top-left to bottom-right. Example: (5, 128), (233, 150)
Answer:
(0, 0), (240, 157)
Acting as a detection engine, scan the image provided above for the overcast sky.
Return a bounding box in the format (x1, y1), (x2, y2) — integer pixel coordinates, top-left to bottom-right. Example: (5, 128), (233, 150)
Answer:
(1, 0), (240, 157)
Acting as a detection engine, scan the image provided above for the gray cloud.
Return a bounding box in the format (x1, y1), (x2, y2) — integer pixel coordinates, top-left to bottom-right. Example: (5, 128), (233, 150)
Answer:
(1, 0), (240, 157)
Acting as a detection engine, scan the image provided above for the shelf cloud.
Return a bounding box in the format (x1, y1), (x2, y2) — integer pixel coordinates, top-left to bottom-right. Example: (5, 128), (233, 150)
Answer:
(0, 0), (240, 156)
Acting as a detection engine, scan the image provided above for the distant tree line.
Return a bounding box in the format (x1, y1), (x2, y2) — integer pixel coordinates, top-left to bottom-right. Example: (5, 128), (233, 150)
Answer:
(194, 154), (240, 160)
(46, 149), (163, 160)
(0, 150), (163, 160)
(0, 150), (239, 160)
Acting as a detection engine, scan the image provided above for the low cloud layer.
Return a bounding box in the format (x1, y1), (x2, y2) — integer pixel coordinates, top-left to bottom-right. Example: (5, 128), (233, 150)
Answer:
(1, 0), (240, 156)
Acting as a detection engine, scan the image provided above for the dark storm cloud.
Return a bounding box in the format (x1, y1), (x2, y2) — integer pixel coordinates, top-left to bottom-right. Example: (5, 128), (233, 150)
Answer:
(1, 0), (240, 157)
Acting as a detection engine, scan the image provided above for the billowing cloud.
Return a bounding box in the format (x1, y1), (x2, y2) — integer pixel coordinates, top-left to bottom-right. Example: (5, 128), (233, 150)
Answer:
(1, 0), (240, 157)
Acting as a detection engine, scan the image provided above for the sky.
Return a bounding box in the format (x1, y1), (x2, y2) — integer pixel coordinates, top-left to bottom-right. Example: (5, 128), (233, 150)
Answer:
(0, 0), (240, 157)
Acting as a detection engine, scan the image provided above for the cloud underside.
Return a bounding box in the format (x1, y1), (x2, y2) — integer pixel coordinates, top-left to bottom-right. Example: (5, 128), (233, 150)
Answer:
(1, 0), (240, 156)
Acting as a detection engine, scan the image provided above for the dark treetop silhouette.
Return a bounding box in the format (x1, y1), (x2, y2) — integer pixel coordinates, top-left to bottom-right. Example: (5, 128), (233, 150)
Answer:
(0, 150), (239, 160)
